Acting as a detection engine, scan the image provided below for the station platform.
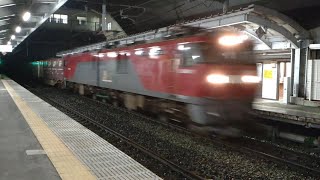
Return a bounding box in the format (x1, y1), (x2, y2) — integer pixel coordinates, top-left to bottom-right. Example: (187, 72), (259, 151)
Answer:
(0, 78), (160, 180)
(253, 99), (320, 128)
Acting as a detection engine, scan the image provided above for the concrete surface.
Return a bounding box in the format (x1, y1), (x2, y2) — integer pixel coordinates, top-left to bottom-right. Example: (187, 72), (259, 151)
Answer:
(0, 81), (60, 180)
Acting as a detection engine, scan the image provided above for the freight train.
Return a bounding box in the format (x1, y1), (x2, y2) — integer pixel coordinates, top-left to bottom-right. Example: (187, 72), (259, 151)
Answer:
(32, 27), (260, 137)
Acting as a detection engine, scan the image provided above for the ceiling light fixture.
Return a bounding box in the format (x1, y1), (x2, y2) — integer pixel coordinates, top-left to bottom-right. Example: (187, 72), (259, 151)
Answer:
(15, 26), (21, 33)
(22, 12), (31, 21)
(11, 35), (15, 40)
(7, 41), (11, 45)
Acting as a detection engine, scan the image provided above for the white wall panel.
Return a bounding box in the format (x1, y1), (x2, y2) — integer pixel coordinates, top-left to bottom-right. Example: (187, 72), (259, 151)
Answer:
(307, 59), (320, 100)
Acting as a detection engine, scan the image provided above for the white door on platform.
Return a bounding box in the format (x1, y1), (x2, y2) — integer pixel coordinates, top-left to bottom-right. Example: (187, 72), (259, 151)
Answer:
(262, 63), (278, 100)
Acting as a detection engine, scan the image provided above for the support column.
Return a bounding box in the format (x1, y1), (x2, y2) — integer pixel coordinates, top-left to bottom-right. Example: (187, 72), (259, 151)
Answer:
(102, 0), (107, 31)
(223, 0), (229, 14)
(292, 47), (308, 98)
(290, 49), (295, 97)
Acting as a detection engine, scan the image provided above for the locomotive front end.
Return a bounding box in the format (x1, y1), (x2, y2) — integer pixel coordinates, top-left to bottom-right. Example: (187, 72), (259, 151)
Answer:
(186, 32), (260, 137)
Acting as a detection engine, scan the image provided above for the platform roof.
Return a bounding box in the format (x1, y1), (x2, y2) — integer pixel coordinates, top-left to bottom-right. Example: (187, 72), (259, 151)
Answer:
(57, 3), (310, 56)
(0, 0), (68, 49)
(68, 0), (320, 34)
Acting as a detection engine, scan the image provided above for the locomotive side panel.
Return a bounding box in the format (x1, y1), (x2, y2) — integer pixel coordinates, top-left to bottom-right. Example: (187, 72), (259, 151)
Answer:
(98, 59), (146, 92)
(64, 53), (98, 87)
(58, 31), (259, 136)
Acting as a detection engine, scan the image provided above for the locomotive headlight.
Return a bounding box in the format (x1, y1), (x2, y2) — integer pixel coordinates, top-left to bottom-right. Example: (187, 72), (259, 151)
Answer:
(241, 75), (260, 83)
(218, 35), (248, 46)
(207, 74), (230, 84)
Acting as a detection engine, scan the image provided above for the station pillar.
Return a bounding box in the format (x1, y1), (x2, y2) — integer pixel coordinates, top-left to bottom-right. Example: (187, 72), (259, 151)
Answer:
(290, 40), (310, 103)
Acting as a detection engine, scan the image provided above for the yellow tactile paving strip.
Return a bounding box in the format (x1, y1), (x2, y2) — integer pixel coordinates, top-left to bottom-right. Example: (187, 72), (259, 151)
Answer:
(2, 80), (96, 180)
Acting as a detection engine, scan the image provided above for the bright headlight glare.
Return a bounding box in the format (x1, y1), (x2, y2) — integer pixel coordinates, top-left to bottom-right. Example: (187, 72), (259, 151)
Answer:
(241, 75), (260, 83)
(207, 74), (230, 84)
(218, 35), (248, 46)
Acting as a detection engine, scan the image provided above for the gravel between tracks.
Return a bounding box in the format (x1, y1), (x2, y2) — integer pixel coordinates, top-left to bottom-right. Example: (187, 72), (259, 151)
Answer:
(32, 87), (318, 180)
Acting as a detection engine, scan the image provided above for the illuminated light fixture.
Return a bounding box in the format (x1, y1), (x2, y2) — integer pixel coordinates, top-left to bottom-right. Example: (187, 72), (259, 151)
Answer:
(135, 50), (144, 55)
(0, 3), (16, 8)
(177, 45), (191, 51)
(15, 26), (21, 33)
(149, 47), (161, 56)
(7, 41), (11, 45)
(107, 52), (117, 58)
(119, 52), (131, 56)
(206, 74), (230, 84)
(11, 35), (15, 40)
(218, 34), (249, 46)
(241, 75), (261, 83)
(22, 12), (31, 21)
(94, 54), (104, 57)
(192, 55), (200, 60)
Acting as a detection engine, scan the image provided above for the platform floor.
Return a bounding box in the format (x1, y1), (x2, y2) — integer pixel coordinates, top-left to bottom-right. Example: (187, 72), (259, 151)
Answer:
(0, 81), (60, 180)
(253, 99), (320, 127)
(0, 79), (160, 180)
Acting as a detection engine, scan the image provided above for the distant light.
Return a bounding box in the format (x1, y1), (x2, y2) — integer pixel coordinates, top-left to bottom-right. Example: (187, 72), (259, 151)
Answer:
(119, 52), (131, 56)
(93, 54), (104, 57)
(11, 35), (16, 40)
(107, 52), (117, 58)
(15, 26), (21, 33)
(22, 12), (31, 22)
(135, 50), (144, 55)
(177, 45), (191, 51)
(7, 41), (11, 45)
(149, 47), (161, 56)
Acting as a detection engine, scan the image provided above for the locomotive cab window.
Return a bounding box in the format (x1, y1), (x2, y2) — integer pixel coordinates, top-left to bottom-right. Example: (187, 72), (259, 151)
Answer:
(177, 43), (204, 66)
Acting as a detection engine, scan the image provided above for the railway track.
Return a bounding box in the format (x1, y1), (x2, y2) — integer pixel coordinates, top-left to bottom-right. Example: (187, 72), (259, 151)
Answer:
(210, 138), (320, 177)
(79, 91), (320, 177)
(33, 88), (206, 180)
(29, 85), (320, 179)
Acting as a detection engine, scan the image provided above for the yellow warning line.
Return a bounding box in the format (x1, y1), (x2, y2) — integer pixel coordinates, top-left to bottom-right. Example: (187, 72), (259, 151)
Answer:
(2, 80), (96, 180)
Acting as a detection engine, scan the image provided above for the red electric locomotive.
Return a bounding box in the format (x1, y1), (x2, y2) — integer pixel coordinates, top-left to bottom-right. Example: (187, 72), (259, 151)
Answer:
(34, 28), (260, 136)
